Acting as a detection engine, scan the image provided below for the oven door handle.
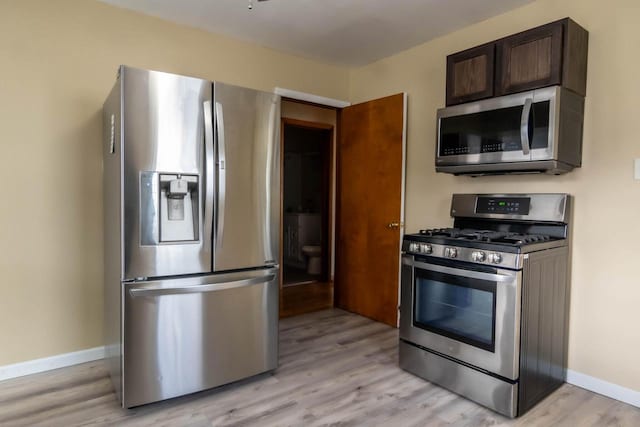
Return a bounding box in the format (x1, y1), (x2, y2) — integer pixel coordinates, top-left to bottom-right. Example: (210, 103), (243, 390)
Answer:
(404, 258), (518, 283)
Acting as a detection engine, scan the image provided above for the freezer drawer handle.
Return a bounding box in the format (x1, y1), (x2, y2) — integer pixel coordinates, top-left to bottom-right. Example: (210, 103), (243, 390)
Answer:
(129, 274), (275, 297)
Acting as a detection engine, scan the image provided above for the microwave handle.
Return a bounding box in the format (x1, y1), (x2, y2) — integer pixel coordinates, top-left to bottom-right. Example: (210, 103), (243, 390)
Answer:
(520, 98), (532, 155)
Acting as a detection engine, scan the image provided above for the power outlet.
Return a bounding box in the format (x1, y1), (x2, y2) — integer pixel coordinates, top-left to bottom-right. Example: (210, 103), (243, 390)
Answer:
(635, 159), (640, 180)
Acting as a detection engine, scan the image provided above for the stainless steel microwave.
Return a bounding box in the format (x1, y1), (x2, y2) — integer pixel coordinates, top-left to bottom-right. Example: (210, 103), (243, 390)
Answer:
(436, 86), (584, 175)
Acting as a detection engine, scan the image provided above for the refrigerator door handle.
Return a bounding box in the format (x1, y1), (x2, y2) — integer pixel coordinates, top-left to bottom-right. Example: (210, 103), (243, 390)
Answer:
(203, 100), (214, 246)
(129, 274), (276, 297)
(215, 101), (226, 251)
(264, 96), (278, 262)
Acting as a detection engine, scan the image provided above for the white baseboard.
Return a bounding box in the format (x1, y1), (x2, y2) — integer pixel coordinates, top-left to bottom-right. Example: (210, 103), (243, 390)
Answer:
(567, 369), (640, 408)
(0, 346), (105, 382)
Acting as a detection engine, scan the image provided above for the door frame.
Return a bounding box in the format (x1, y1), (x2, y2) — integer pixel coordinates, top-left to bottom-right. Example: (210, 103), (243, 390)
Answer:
(398, 93), (408, 327)
(279, 117), (335, 316)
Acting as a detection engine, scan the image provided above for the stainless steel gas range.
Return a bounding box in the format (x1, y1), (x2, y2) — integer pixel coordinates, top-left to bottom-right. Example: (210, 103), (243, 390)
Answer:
(399, 193), (571, 418)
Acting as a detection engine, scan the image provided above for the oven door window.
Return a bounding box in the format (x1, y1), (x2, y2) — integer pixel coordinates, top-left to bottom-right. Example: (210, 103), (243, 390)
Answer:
(413, 268), (496, 352)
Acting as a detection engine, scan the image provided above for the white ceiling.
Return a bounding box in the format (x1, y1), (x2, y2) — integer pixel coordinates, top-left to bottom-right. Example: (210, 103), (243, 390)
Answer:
(99, 0), (534, 66)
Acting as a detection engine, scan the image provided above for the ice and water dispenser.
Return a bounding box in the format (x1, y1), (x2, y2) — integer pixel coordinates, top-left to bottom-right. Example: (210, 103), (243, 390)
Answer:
(140, 172), (200, 245)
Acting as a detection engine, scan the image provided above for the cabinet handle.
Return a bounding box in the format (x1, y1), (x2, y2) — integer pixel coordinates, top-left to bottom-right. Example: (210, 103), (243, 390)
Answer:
(387, 222), (403, 229)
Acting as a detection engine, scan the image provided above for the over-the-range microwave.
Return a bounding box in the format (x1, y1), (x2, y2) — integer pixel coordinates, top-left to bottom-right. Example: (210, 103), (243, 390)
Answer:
(436, 86), (584, 176)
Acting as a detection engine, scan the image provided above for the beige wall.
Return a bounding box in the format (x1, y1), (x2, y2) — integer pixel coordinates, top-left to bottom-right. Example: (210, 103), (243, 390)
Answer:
(349, 0), (640, 391)
(0, 0), (349, 366)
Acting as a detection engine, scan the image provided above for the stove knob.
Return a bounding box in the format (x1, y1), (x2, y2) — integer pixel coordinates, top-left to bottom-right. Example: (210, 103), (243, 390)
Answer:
(488, 253), (502, 264)
(419, 243), (433, 254)
(471, 251), (486, 262)
(444, 247), (458, 258)
(409, 242), (419, 252)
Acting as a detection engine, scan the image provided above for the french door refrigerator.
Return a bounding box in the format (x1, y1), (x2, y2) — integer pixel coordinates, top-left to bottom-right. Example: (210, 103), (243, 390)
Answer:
(102, 66), (280, 407)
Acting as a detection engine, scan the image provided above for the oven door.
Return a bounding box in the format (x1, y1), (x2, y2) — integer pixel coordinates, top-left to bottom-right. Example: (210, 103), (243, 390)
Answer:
(400, 255), (521, 380)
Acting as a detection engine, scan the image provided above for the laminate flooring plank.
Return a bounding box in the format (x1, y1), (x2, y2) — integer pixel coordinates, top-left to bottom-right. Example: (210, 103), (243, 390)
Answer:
(279, 316), (378, 355)
(599, 399), (640, 426)
(370, 387), (462, 427)
(278, 310), (362, 339)
(203, 352), (391, 424)
(277, 332), (397, 376)
(545, 388), (628, 427)
(278, 331), (397, 374)
(28, 394), (126, 427)
(0, 372), (113, 425)
(231, 358), (411, 427)
(0, 361), (106, 403)
(511, 384), (598, 427)
(0, 309), (638, 426)
(300, 370), (428, 426)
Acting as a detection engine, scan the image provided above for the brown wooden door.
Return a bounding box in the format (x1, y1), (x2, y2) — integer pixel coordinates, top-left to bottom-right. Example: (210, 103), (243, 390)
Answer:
(335, 93), (405, 327)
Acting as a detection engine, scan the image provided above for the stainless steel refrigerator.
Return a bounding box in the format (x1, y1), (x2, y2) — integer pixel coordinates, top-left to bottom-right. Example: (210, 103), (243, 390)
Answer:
(102, 66), (280, 408)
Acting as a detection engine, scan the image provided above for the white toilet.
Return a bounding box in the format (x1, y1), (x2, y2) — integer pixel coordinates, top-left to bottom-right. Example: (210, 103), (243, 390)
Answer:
(302, 245), (322, 275)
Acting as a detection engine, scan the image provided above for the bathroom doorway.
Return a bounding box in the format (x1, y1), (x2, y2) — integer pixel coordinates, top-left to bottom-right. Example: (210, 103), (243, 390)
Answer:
(280, 115), (334, 316)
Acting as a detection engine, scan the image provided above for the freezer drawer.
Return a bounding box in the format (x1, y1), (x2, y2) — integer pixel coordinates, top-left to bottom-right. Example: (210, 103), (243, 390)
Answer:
(122, 268), (279, 408)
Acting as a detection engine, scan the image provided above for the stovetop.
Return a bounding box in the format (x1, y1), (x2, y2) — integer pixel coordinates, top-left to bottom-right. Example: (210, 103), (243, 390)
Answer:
(419, 228), (556, 246)
(404, 227), (565, 253)
(402, 194), (570, 268)
(402, 227), (568, 269)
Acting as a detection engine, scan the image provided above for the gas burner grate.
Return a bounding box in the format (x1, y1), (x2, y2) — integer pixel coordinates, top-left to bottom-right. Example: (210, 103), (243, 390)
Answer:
(491, 234), (552, 244)
(418, 228), (553, 245)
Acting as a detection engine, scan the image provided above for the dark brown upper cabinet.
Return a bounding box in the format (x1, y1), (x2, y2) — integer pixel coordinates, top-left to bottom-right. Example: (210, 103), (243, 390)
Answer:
(446, 43), (495, 106)
(496, 18), (588, 96)
(445, 18), (588, 106)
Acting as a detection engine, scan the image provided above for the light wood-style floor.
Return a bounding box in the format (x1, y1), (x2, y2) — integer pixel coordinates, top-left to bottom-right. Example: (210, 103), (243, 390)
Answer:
(1, 309), (639, 426)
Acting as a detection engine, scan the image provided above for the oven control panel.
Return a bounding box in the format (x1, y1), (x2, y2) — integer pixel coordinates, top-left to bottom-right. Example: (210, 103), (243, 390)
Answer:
(471, 251), (486, 262)
(409, 242), (433, 254)
(403, 240), (522, 269)
(476, 196), (531, 215)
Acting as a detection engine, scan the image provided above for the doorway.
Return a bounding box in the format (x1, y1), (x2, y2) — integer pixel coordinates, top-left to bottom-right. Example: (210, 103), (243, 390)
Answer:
(277, 93), (406, 326)
(280, 114), (334, 317)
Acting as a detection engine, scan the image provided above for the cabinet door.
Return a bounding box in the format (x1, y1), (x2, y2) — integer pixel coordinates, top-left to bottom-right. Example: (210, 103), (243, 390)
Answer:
(446, 43), (495, 106)
(496, 21), (563, 96)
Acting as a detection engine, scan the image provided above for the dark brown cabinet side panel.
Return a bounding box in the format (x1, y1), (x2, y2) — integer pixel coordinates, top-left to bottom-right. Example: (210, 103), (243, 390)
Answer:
(519, 247), (569, 416)
(562, 19), (589, 96)
(496, 20), (564, 96)
(446, 43), (495, 106)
